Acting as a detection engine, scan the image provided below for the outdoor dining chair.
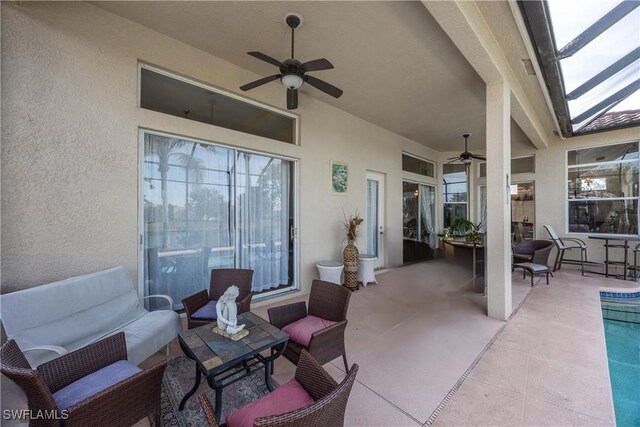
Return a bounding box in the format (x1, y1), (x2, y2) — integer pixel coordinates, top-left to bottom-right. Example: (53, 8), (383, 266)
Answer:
(543, 225), (588, 275)
(268, 279), (351, 372)
(182, 268), (254, 329)
(199, 350), (358, 427)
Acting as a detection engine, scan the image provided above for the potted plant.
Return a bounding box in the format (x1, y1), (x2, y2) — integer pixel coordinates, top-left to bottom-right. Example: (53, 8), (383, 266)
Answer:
(450, 217), (474, 237)
(465, 223), (483, 245)
(450, 217), (483, 244)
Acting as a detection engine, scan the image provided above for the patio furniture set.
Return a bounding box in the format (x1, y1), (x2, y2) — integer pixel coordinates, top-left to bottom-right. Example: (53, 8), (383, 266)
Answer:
(1, 267), (356, 426)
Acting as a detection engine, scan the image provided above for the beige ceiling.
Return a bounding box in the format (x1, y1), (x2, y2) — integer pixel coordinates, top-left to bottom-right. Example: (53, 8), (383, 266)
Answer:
(93, 1), (535, 153)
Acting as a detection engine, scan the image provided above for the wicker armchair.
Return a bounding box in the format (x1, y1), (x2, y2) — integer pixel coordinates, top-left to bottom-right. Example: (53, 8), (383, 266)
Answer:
(512, 240), (554, 266)
(0, 332), (166, 427)
(268, 280), (351, 372)
(199, 350), (358, 427)
(183, 269), (254, 329)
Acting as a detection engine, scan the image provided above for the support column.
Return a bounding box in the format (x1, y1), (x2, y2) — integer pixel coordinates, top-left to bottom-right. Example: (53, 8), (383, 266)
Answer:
(486, 80), (512, 320)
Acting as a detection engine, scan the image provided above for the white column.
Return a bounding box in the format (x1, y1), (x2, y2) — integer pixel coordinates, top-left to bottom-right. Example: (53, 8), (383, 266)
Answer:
(486, 80), (512, 320)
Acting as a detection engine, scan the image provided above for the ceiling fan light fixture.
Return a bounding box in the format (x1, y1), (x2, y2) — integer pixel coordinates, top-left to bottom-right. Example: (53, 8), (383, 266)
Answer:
(462, 158), (472, 165)
(281, 74), (304, 90)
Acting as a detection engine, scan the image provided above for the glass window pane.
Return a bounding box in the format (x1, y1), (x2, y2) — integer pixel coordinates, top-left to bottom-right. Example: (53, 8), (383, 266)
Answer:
(512, 156), (535, 174)
(568, 163), (639, 199)
(143, 134), (235, 310)
(236, 153), (293, 292)
(366, 179), (379, 256)
(568, 199), (638, 234)
(140, 68), (296, 144)
(444, 204), (468, 229)
(511, 182), (535, 243)
(403, 182), (419, 241)
(402, 154), (435, 178)
(479, 163), (486, 178)
(568, 142), (638, 165)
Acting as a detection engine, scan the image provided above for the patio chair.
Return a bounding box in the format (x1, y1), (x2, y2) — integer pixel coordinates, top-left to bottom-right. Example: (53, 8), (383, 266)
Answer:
(268, 280), (351, 372)
(512, 240), (554, 266)
(0, 332), (165, 427)
(543, 225), (588, 275)
(182, 268), (254, 329)
(198, 350), (358, 427)
(512, 240), (555, 286)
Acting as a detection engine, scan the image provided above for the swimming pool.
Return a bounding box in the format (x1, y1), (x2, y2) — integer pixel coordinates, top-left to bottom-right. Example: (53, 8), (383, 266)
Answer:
(601, 292), (640, 427)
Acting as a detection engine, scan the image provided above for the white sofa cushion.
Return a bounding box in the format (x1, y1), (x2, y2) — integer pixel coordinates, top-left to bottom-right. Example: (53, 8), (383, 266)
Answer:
(0, 266), (180, 366)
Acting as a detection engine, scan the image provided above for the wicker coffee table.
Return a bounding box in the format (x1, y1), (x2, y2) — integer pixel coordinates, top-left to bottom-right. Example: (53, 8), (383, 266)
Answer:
(177, 312), (288, 422)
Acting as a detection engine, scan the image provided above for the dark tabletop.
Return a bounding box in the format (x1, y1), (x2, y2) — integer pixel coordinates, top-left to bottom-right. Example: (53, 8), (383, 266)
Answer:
(178, 312), (288, 375)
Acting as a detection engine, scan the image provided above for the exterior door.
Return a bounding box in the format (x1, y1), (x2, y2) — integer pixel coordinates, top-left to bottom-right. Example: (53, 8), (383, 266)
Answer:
(366, 172), (385, 268)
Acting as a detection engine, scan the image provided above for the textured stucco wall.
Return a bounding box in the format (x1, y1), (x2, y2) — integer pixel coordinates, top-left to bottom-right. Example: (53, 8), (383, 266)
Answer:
(1, 2), (439, 296)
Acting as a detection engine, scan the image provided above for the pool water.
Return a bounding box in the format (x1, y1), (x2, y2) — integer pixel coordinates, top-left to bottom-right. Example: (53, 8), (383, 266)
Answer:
(603, 318), (640, 427)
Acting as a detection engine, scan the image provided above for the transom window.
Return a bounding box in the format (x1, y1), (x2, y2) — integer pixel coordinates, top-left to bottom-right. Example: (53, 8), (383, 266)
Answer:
(567, 141), (639, 235)
(402, 153), (435, 178)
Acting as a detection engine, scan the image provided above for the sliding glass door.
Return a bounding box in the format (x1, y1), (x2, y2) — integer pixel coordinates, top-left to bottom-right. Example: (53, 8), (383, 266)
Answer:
(403, 181), (436, 263)
(141, 132), (296, 308)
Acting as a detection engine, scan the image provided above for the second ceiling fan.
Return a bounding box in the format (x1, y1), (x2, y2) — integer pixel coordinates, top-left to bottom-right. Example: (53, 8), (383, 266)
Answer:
(240, 13), (343, 110)
(446, 133), (486, 169)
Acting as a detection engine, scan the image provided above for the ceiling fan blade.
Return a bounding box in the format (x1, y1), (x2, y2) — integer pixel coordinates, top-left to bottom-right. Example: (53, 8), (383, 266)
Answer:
(446, 156), (459, 160)
(304, 75), (343, 98)
(471, 155), (487, 161)
(247, 51), (285, 68)
(287, 88), (298, 110)
(446, 158), (461, 164)
(301, 58), (334, 72)
(240, 74), (281, 91)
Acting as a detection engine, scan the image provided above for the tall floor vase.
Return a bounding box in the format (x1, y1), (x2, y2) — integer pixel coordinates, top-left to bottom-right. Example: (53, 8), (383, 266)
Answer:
(343, 240), (359, 291)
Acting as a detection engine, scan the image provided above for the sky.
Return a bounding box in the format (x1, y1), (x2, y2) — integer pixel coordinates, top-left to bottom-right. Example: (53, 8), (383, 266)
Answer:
(546, 0), (640, 126)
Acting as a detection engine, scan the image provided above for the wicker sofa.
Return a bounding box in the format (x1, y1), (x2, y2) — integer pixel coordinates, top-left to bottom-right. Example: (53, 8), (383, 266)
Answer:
(0, 266), (181, 367)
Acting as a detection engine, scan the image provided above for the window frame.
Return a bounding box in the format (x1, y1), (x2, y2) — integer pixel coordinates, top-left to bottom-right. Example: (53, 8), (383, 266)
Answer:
(402, 152), (436, 179)
(137, 128), (300, 302)
(565, 140), (640, 236)
(402, 179), (438, 244)
(137, 62), (300, 146)
(442, 163), (469, 226)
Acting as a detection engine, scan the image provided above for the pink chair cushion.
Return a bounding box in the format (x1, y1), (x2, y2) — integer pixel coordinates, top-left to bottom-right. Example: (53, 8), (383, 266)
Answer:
(281, 315), (337, 347)
(225, 379), (315, 427)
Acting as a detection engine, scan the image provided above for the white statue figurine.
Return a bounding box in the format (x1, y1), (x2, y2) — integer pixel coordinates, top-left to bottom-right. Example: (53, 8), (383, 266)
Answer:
(216, 285), (246, 335)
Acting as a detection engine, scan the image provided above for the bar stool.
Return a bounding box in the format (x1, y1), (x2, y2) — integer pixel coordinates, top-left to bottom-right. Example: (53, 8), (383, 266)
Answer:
(631, 243), (640, 282)
(316, 261), (344, 285)
(358, 254), (377, 287)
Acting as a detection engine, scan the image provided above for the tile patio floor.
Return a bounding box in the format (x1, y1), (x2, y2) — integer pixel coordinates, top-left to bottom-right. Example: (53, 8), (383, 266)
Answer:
(135, 260), (629, 426)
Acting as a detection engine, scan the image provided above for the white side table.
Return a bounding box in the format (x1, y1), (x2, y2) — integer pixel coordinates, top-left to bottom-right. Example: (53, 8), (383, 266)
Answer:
(358, 255), (378, 287)
(316, 261), (344, 285)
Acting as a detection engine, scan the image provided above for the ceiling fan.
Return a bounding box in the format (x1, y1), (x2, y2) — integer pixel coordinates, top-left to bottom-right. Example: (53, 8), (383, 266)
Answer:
(446, 133), (486, 167)
(239, 13), (343, 110)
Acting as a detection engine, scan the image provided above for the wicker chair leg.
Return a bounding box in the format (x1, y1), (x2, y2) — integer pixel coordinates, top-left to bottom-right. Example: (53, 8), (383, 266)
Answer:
(342, 354), (349, 373)
(150, 409), (161, 427)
